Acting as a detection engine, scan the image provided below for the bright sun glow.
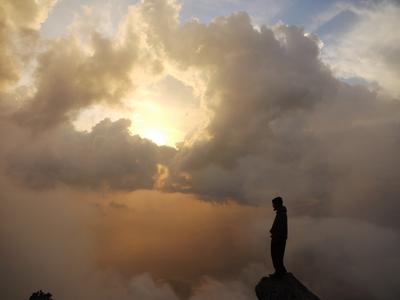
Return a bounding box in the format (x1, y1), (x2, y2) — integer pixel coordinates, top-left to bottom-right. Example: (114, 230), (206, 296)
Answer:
(73, 77), (207, 149)
(143, 128), (167, 146)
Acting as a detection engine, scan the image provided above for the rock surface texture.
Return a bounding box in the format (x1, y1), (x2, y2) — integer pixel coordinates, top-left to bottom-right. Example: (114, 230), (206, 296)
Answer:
(255, 273), (320, 300)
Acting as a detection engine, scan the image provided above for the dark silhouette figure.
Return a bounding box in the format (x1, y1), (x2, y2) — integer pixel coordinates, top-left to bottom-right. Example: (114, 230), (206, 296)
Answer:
(255, 198), (320, 299)
(270, 196), (287, 278)
(29, 290), (53, 300)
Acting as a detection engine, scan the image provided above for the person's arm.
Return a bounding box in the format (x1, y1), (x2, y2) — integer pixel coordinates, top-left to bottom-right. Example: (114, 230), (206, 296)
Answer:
(270, 214), (278, 237)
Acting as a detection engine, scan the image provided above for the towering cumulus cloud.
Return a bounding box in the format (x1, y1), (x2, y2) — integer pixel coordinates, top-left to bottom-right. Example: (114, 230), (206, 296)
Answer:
(0, 0), (400, 300)
(13, 12), (164, 129)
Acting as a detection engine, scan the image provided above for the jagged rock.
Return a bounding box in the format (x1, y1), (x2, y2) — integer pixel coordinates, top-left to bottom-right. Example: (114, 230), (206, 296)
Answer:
(255, 273), (320, 300)
(29, 290), (53, 300)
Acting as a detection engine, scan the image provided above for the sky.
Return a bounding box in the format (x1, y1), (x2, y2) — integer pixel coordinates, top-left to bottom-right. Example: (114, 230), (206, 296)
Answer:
(1, 0), (400, 300)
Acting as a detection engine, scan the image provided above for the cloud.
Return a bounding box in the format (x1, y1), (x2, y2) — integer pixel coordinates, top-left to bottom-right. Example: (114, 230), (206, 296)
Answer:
(11, 2), (166, 130)
(321, 0), (400, 97)
(2, 118), (175, 190)
(127, 274), (180, 300)
(136, 1), (395, 207)
(0, 0), (56, 90)
(95, 191), (266, 294)
(13, 34), (137, 129)
(3, 180), (398, 300)
(0, 180), (266, 300)
(287, 217), (400, 300)
(0, 175), (116, 300)
(1, 1), (400, 300)
(128, 1), (400, 236)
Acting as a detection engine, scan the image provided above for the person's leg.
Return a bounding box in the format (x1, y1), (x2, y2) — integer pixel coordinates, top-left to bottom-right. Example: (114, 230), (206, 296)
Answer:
(277, 240), (287, 274)
(271, 240), (279, 274)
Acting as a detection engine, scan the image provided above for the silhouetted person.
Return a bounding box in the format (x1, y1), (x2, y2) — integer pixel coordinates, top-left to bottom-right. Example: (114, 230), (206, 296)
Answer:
(29, 290), (53, 300)
(270, 196), (287, 278)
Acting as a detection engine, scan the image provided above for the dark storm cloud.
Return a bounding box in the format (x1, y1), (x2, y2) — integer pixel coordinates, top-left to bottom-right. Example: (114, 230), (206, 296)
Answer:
(3, 118), (175, 190)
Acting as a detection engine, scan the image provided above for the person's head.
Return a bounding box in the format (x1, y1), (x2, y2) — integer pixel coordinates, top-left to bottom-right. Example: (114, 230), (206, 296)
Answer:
(272, 196), (283, 210)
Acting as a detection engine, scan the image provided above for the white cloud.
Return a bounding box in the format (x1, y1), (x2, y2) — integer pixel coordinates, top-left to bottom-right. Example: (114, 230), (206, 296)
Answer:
(321, 1), (400, 97)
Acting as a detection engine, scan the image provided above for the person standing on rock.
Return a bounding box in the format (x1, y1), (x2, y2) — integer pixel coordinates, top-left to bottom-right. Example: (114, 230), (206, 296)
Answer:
(270, 196), (288, 278)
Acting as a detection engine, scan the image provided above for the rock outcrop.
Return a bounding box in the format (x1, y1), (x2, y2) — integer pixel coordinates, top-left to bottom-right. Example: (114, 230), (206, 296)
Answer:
(29, 290), (53, 300)
(255, 273), (320, 300)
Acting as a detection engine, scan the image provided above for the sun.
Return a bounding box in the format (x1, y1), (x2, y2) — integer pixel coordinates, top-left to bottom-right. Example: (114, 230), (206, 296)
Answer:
(143, 128), (167, 146)
(72, 78), (205, 149)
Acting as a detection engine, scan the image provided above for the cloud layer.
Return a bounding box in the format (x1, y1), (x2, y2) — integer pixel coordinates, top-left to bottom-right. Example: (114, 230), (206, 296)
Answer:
(3, 118), (175, 190)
